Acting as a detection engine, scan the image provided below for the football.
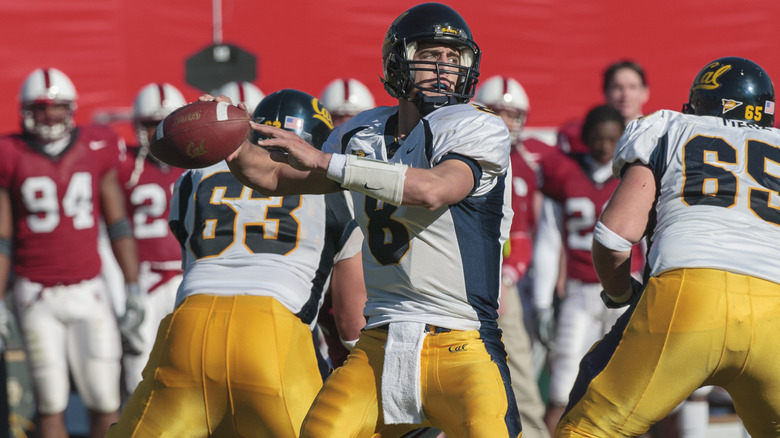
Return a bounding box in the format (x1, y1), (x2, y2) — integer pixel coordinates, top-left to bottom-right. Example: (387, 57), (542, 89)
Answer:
(150, 100), (251, 169)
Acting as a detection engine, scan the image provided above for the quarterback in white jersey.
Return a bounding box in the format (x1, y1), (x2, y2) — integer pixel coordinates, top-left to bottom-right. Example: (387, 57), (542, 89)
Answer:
(558, 57), (780, 437)
(331, 103), (511, 331)
(225, 4), (521, 437)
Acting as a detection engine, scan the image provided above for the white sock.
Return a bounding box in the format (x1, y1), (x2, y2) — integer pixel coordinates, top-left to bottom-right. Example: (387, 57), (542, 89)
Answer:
(678, 400), (709, 438)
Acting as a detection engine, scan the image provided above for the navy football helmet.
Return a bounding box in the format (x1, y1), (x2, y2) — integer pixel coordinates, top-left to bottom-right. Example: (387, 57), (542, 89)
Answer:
(251, 89), (333, 150)
(381, 3), (480, 113)
(682, 57), (775, 127)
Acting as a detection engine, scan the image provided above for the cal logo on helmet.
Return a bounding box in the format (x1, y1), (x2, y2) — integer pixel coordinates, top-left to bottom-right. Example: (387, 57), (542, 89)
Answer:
(312, 98), (333, 129)
(693, 62), (732, 91)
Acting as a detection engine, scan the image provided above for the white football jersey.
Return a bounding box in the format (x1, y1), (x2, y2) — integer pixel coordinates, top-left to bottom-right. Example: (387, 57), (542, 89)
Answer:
(323, 104), (513, 331)
(169, 161), (361, 328)
(614, 110), (780, 283)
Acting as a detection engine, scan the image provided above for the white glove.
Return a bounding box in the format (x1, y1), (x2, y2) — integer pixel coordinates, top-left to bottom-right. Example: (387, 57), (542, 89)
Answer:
(0, 300), (9, 352)
(118, 283), (145, 355)
(534, 307), (556, 349)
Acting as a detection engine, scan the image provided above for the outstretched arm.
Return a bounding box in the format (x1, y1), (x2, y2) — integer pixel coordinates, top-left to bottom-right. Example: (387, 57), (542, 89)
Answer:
(192, 93), (340, 196)
(237, 123), (475, 210)
(225, 125), (341, 196)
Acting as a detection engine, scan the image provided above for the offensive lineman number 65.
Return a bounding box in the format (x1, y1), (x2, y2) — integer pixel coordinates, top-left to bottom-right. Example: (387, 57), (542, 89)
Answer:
(682, 135), (780, 225)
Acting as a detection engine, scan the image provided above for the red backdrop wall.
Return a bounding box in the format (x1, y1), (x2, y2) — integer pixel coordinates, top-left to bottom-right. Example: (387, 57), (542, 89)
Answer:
(2, 0), (779, 139)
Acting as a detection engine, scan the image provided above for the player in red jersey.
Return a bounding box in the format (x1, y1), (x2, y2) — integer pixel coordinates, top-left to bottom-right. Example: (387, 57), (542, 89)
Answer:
(534, 105), (644, 432)
(475, 75), (550, 438)
(0, 68), (141, 438)
(117, 82), (187, 397)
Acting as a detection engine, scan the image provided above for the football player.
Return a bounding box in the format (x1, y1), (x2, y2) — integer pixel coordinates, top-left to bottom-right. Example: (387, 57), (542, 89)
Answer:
(225, 3), (521, 436)
(532, 105), (646, 433)
(475, 75), (550, 438)
(0, 67), (141, 438)
(117, 82), (187, 397)
(107, 89), (366, 438)
(545, 62), (710, 437)
(557, 57), (780, 437)
(319, 78), (376, 127)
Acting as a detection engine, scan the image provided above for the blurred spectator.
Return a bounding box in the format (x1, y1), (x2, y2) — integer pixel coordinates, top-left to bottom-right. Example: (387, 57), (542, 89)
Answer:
(534, 105), (644, 433)
(475, 74), (549, 438)
(117, 82), (187, 398)
(557, 59), (649, 155)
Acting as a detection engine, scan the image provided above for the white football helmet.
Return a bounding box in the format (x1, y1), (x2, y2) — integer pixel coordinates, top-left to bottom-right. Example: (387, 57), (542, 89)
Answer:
(320, 78), (375, 121)
(19, 67), (78, 142)
(214, 81), (264, 114)
(133, 82), (186, 124)
(475, 76), (529, 143)
(126, 83), (186, 186)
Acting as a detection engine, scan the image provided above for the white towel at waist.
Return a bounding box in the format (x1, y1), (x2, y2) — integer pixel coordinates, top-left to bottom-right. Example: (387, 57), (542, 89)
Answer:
(381, 321), (427, 424)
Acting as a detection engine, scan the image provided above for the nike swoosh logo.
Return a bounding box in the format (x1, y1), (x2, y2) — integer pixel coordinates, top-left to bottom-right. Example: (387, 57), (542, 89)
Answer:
(89, 140), (107, 150)
(363, 183), (383, 190)
(405, 146), (416, 154)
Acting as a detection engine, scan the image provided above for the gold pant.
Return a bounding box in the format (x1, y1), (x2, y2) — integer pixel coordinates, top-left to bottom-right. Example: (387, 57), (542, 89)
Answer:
(301, 325), (521, 438)
(107, 294), (323, 437)
(557, 268), (780, 437)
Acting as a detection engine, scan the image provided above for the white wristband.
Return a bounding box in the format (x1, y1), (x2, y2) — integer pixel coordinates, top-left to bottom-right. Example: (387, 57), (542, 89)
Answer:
(327, 154), (408, 206)
(326, 153), (348, 183)
(593, 221), (633, 252)
(340, 337), (358, 351)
